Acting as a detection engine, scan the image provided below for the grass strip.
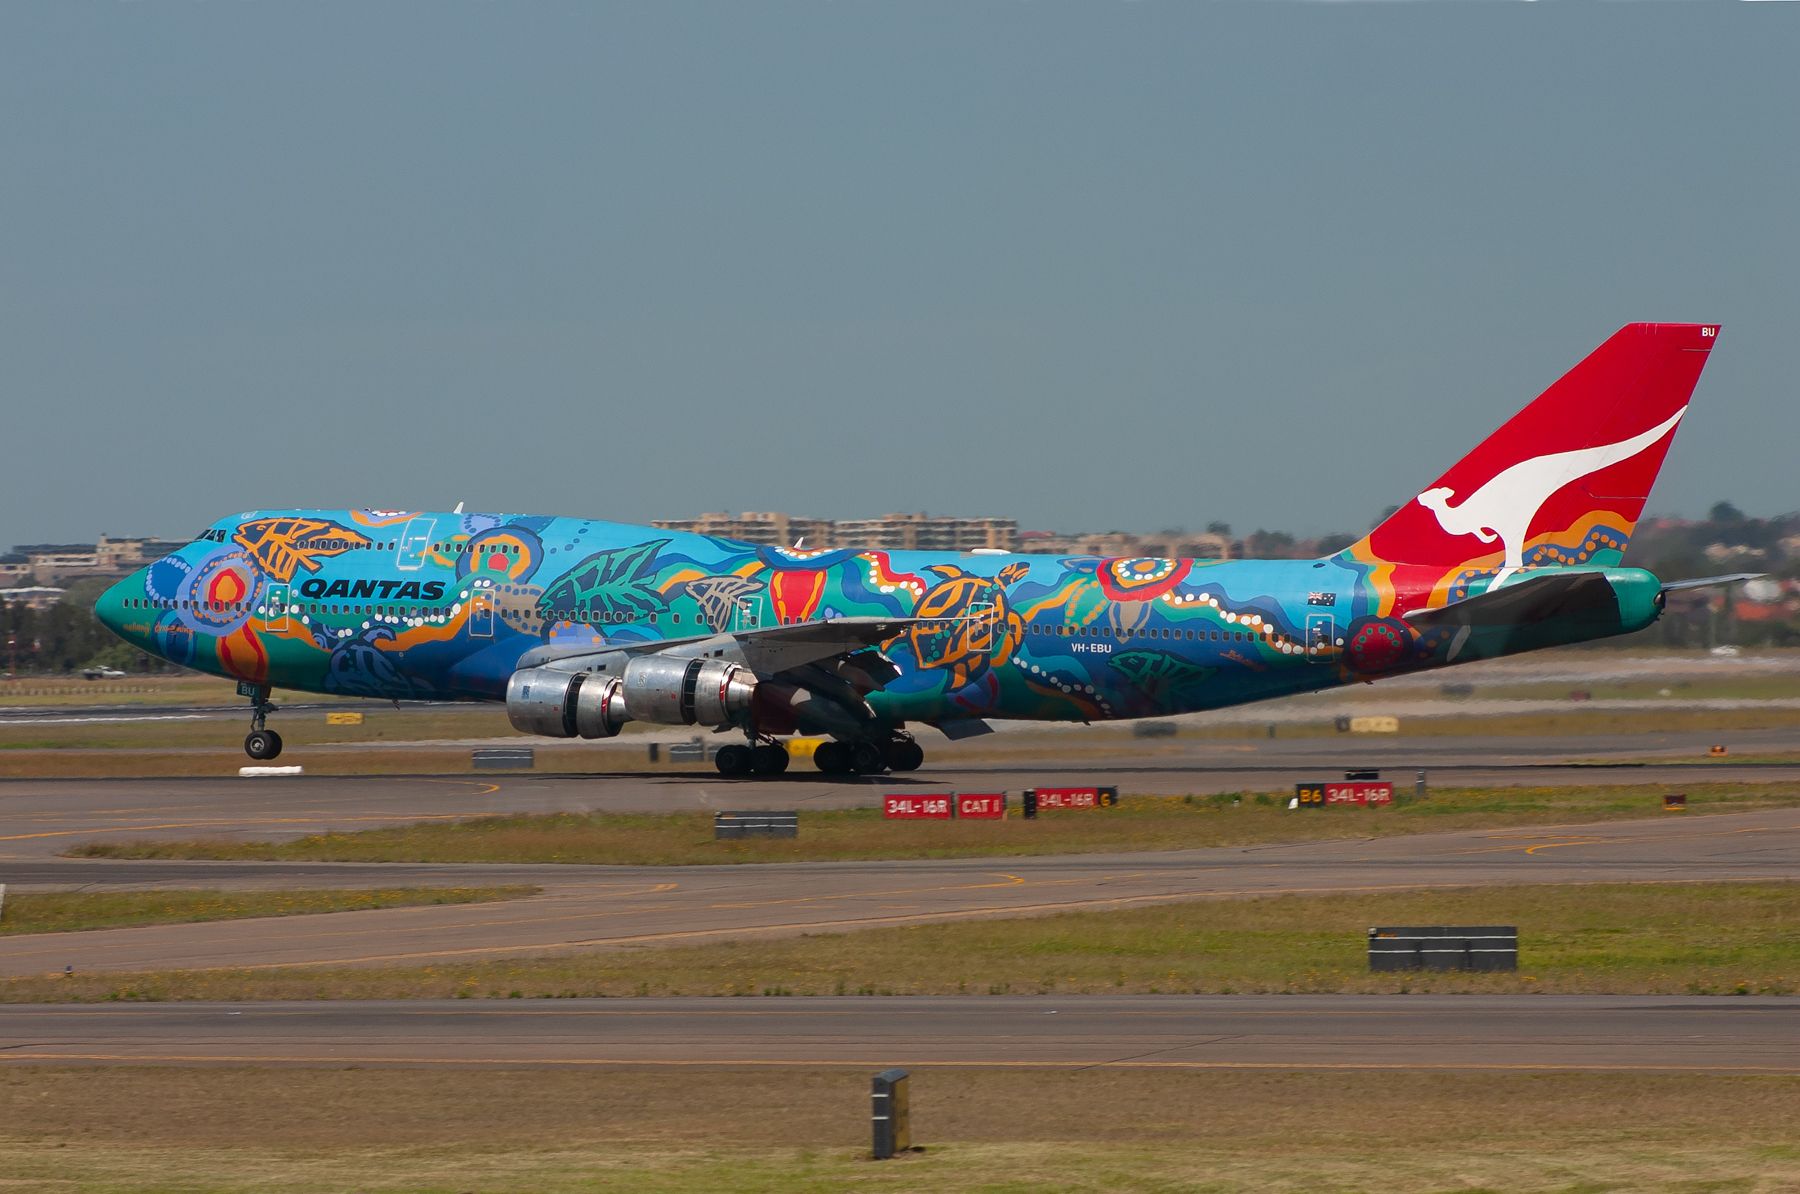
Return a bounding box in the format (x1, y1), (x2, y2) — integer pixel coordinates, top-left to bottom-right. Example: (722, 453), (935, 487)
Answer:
(0, 887), (538, 936)
(64, 782), (1800, 865)
(8, 881), (1796, 1002)
(2, 1067), (1798, 1193)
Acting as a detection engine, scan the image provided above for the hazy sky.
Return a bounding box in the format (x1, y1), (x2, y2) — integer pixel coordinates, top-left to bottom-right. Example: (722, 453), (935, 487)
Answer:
(4, 3), (1795, 552)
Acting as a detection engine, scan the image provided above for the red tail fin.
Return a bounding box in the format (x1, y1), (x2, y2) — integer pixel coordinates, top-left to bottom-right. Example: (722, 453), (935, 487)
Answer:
(1354, 323), (1719, 582)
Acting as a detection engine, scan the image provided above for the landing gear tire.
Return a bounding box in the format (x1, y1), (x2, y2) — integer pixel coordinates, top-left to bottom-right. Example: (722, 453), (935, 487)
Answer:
(751, 744), (790, 776)
(850, 741), (887, 774)
(244, 729), (283, 761)
(714, 743), (753, 776)
(885, 740), (924, 772)
(813, 740), (853, 775)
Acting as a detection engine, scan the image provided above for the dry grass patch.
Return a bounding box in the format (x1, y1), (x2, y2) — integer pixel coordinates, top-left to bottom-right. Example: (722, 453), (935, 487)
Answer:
(9, 881), (1797, 1002)
(1, 1067), (1798, 1193)
(0, 887), (537, 936)
(64, 782), (1800, 866)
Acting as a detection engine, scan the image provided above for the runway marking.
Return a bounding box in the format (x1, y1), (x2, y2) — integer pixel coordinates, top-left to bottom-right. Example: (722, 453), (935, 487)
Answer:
(6, 1053), (1798, 1073)
(1453, 823), (1796, 858)
(0, 812), (496, 843)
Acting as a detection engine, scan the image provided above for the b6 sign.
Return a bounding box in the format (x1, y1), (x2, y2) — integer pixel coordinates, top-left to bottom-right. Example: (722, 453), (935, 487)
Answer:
(1324, 781), (1393, 806)
(955, 793), (1006, 819)
(884, 794), (951, 819)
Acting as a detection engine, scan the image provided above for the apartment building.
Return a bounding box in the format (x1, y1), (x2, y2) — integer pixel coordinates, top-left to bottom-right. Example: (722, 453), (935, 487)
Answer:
(652, 512), (1017, 553)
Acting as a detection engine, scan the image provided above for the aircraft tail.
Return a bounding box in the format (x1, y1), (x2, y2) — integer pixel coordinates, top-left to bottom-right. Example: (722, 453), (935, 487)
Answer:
(1349, 323), (1719, 581)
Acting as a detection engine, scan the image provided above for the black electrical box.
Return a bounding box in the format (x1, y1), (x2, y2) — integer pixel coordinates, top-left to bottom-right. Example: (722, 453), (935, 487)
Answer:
(714, 811), (799, 839)
(1368, 926), (1517, 972)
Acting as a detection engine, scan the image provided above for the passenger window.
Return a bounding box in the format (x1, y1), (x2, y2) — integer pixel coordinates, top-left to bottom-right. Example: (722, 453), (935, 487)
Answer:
(673, 613), (681, 623)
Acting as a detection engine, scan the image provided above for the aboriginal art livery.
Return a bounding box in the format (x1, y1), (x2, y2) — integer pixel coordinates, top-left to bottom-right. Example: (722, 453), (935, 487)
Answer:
(97, 323), (1738, 776)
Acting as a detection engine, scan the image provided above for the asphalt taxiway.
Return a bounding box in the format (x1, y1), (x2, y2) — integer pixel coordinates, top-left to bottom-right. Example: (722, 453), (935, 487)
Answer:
(2, 725), (1797, 864)
(4, 994), (1795, 1071)
(3, 808), (1795, 977)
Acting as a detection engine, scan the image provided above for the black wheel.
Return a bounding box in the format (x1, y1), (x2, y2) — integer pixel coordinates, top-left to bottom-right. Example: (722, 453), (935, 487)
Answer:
(885, 740), (924, 772)
(850, 741), (887, 774)
(751, 744), (790, 775)
(244, 729), (282, 761)
(812, 740), (852, 774)
(714, 744), (753, 776)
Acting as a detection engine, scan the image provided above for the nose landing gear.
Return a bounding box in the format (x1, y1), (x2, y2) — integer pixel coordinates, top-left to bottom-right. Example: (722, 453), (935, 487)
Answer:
(242, 685), (283, 761)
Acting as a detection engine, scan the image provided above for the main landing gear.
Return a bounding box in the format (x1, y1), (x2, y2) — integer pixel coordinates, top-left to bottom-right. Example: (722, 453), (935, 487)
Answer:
(714, 741), (791, 778)
(710, 732), (923, 777)
(812, 734), (923, 776)
(243, 685), (283, 761)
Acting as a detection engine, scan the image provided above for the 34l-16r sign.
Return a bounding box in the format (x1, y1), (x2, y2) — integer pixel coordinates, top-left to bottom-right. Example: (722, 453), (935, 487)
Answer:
(883, 793), (1008, 820)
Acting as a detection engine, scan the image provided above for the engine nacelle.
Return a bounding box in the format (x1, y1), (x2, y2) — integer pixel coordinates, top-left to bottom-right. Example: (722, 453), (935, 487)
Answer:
(622, 655), (756, 726)
(505, 667), (630, 739)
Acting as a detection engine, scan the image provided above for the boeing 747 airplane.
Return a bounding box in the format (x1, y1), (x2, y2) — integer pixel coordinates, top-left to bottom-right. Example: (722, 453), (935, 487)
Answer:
(97, 323), (1746, 776)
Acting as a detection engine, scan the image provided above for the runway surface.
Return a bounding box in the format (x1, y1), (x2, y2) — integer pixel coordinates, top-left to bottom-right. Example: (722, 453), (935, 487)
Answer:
(4, 995), (1795, 1071)
(2, 725), (1797, 863)
(3, 808), (1796, 977)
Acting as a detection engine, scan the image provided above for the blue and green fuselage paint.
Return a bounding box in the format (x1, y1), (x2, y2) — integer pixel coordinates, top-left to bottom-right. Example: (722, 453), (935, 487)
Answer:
(97, 507), (1662, 734)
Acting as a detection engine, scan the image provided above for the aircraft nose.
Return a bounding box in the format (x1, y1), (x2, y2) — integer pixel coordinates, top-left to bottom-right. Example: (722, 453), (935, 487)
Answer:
(95, 574), (137, 636)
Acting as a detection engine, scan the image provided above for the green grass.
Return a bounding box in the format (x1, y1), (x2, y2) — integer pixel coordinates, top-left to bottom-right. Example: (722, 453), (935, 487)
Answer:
(0, 887), (538, 936)
(9, 881), (1797, 1002)
(62, 782), (1800, 866)
(5, 1067), (1799, 1194)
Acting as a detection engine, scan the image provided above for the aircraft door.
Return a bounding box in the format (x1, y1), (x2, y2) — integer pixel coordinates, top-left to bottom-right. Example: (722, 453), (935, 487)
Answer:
(731, 596), (764, 632)
(468, 579), (494, 638)
(1305, 614), (1338, 663)
(396, 517), (436, 571)
(261, 584), (289, 632)
(967, 601), (995, 653)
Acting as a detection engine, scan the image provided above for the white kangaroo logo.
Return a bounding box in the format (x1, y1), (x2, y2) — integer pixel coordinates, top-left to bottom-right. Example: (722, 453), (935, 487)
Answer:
(1416, 407), (1685, 585)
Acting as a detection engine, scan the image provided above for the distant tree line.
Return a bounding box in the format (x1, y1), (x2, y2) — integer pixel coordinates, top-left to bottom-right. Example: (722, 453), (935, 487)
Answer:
(0, 578), (165, 675)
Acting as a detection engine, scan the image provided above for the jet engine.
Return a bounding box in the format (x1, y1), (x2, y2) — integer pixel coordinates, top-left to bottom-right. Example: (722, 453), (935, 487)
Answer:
(505, 667), (629, 739)
(505, 655), (756, 738)
(621, 655), (756, 726)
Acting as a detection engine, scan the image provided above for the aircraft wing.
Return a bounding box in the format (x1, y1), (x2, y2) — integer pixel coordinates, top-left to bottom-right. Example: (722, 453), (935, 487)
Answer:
(1400, 571), (1622, 630)
(514, 616), (935, 679)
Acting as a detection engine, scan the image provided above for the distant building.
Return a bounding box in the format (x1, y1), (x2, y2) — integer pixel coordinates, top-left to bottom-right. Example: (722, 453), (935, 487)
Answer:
(0, 553), (30, 585)
(11, 545), (100, 584)
(0, 586), (68, 611)
(650, 512), (836, 550)
(95, 535), (180, 571)
(1017, 530), (1236, 559)
(651, 512), (1017, 553)
(833, 514), (1017, 553)
(8, 536), (178, 583)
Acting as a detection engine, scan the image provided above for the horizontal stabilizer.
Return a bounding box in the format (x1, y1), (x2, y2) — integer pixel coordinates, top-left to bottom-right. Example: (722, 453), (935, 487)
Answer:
(1659, 573), (1765, 593)
(1402, 571), (1619, 630)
